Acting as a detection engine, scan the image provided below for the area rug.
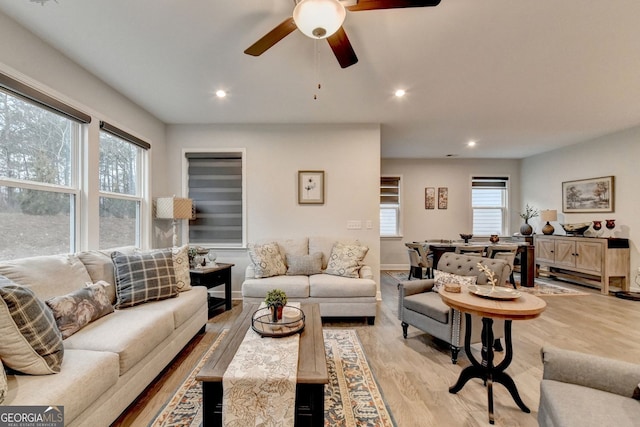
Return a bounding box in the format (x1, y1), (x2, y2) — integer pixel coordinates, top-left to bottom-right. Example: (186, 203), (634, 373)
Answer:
(385, 271), (589, 296)
(149, 329), (395, 427)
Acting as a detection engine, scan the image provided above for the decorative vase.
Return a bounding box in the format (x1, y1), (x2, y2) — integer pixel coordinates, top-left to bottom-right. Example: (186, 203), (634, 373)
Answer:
(592, 220), (602, 231)
(520, 221), (533, 236)
(489, 234), (500, 243)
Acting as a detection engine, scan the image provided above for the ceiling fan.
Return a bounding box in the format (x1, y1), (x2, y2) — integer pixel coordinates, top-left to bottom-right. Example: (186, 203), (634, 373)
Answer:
(244, 0), (442, 69)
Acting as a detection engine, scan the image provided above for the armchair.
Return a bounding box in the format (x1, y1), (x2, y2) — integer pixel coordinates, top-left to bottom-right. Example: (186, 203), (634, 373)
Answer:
(539, 346), (640, 427)
(397, 252), (511, 363)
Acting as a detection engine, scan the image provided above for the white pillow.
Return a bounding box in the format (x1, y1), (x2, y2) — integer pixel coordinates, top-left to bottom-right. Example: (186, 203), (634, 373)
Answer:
(324, 243), (369, 278)
(433, 270), (477, 293)
(248, 242), (287, 278)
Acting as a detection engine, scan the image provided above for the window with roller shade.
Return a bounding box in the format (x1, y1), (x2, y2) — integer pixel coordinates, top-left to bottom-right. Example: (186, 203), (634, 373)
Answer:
(472, 176), (509, 236)
(186, 151), (245, 247)
(380, 176), (401, 237)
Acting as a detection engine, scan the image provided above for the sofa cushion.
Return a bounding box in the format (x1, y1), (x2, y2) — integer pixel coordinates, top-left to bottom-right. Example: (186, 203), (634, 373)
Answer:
(403, 292), (450, 324)
(242, 276), (310, 298)
(308, 274), (376, 298)
(248, 242), (287, 278)
(131, 286), (207, 329)
(0, 254), (92, 301)
(0, 276), (64, 375)
(0, 359), (6, 404)
(111, 250), (178, 309)
(45, 281), (114, 339)
(4, 349), (119, 425)
(540, 380), (640, 427)
(63, 307), (175, 375)
(433, 270), (477, 293)
(286, 253), (323, 276)
(325, 243), (369, 278)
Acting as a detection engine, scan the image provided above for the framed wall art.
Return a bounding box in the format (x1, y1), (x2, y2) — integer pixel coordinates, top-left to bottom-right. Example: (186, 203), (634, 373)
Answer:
(425, 187), (435, 209)
(438, 187), (448, 209)
(562, 176), (614, 213)
(298, 170), (325, 204)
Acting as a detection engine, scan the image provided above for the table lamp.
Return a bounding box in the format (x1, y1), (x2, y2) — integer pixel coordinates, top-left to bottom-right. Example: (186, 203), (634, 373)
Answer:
(155, 197), (193, 247)
(540, 209), (557, 235)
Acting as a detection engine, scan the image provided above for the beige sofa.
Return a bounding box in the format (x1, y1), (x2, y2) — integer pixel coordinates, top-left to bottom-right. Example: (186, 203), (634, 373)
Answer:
(0, 249), (208, 427)
(242, 237), (377, 324)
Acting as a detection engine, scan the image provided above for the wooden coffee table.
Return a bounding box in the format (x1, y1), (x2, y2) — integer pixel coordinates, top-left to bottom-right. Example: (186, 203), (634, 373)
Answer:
(196, 303), (328, 427)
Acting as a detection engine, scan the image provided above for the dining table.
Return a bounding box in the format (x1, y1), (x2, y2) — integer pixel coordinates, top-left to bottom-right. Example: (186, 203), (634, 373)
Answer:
(426, 241), (535, 287)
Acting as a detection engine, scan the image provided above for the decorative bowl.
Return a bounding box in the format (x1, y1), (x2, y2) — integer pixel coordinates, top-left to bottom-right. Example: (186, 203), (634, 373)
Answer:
(561, 222), (591, 235)
(459, 233), (473, 243)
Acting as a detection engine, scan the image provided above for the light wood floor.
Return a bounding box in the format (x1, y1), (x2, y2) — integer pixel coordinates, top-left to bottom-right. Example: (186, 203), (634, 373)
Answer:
(113, 274), (640, 427)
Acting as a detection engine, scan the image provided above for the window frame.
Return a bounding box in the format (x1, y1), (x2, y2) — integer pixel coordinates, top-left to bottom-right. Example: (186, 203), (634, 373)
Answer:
(471, 176), (510, 236)
(380, 175), (402, 238)
(182, 148), (247, 249)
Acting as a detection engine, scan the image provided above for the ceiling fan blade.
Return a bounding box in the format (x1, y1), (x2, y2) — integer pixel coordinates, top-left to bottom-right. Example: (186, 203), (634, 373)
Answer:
(244, 17), (297, 56)
(326, 26), (359, 69)
(346, 0), (441, 12)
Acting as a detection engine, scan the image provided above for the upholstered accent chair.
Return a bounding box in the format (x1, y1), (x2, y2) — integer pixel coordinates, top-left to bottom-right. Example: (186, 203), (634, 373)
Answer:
(397, 252), (511, 363)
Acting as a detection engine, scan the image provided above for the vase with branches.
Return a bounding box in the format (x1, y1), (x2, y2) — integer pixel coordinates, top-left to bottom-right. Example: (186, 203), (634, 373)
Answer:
(519, 204), (539, 236)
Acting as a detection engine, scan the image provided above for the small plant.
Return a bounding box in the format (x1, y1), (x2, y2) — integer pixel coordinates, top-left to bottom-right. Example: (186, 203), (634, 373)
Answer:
(264, 289), (288, 308)
(519, 204), (539, 222)
(477, 262), (498, 291)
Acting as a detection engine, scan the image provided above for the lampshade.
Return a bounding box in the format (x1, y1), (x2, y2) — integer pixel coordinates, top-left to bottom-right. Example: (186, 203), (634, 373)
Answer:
(293, 0), (346, 39)
(540, 210), (558, 222)
(155, 197), (193, 220)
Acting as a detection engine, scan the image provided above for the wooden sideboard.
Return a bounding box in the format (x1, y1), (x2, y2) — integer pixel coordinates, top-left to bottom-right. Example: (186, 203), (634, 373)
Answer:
(535, 235), (630, 294)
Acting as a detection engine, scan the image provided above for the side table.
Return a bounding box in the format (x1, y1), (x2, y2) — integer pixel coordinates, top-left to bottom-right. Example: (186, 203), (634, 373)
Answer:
(189, 263), (234, 317)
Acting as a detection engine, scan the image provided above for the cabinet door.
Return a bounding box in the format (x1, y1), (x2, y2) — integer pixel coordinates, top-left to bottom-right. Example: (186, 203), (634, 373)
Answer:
(554, 240), (576, 268)
(575, 241), (603, 273)
(536, 238), (556, 264)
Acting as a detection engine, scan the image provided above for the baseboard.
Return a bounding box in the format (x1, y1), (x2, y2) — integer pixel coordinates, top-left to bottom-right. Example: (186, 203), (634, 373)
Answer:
(381, 264), (409, 271)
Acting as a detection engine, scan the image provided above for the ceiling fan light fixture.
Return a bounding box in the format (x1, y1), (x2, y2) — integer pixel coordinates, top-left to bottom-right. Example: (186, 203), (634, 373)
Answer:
(293, 0), (346, 40)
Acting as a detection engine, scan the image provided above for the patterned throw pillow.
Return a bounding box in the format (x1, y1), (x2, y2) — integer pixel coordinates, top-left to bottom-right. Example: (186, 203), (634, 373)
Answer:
(248, 242), (287, 278)
(324, 243), (369, 278)
(0, 275), (64, 375)
(432, 270), (477, 293)
(111, 250), (178, 309)
(285, 253), (323, 276)
(171, 245), (192, 292)
(46, 281), (114, 339)
(0, 359), (7, 403)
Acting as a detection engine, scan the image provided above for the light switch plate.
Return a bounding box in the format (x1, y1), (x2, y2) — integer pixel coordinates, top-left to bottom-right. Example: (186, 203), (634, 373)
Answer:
(347, 220), (362, 230)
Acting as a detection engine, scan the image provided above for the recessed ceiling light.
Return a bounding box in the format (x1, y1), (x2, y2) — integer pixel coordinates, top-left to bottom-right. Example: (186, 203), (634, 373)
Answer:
(215, 90), (226, 98)
(394, 89), (406, 98)
(467, 141), (477, 147)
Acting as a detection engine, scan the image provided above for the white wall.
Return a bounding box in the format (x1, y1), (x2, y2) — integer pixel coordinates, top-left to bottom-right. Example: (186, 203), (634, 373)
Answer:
(166, 124), (382, 299)
(522, 125), (640, 288)
(381, 158), (521, 268)
(0, 10), (167, 249)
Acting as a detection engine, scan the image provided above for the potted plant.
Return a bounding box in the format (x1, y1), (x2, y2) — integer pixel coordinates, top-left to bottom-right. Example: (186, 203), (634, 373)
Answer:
(265, 288), (288, 322)
(519, 204), (539, 236)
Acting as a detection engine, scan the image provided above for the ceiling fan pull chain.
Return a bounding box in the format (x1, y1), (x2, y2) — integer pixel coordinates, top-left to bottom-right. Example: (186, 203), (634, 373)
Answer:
(314, 39), (321, 100)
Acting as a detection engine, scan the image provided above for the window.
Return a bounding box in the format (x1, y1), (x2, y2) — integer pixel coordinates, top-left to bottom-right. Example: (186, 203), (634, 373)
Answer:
(380, 176), (401, 237)
(0, 72), (90, 260)
(186, 151), (245, 248)
(98, 121), (148, 249)
(472, 176), (509, 236)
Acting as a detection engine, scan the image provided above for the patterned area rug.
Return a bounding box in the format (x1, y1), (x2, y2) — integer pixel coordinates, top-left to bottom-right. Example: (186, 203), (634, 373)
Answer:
(385, 271), (590, 296)
(149, 329), (395, 427)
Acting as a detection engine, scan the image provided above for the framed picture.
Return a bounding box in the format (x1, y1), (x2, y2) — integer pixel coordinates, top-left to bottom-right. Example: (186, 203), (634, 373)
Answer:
(438, 187), (448, 209)
(562, 176), (614, 213)
(425, 187), (435, 209)
(298, 170), (325, 204)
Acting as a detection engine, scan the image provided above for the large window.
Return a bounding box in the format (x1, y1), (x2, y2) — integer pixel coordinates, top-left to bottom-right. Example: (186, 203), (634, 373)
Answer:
(0, 84), (85, 259)
(380, 176), (401, 237)
(186, 151), (245, 248)
(472, 176), (509, 236)
(98, 122), (148, 249)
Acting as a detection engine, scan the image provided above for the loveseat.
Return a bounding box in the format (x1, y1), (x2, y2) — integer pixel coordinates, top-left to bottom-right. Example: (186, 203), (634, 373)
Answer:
(539, 346), (640, 427)
(242, 237), (377, 324)
(398, 252), (510, 363)
(0, 246), (208, 427)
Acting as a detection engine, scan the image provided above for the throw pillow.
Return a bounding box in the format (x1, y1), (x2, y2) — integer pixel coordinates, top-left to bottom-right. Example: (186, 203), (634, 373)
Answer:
(111, 250), (178, 309)
(324, 243), (369, 278)
(0, 359), (7, 404)
(433, 270), (477, 293)
(171, 245), (192, 292)
(0, 275), (64, 375)
(248, 242), (287, 278)
(46, 281), (114, 339)
(285, 253), (323, 276)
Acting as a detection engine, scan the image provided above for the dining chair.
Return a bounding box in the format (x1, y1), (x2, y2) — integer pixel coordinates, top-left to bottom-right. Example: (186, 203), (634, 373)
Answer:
(412, 242), (433, 279)
(406, 249), (424, 280)
(486, 245), (518, 287)
(455, 245), (486, 257)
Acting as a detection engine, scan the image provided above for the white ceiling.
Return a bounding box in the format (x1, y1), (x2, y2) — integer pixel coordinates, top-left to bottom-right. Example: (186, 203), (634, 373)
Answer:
(2, 0), (640, 159)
